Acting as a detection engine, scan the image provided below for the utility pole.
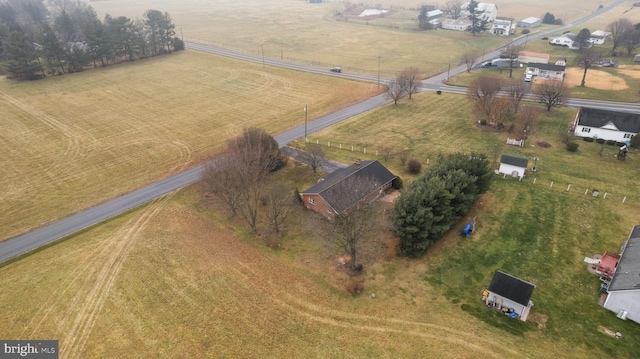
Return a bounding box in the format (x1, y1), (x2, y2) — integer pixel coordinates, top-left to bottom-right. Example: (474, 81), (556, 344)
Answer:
(376, 55), (381, 88)
(446, 63), (450, 81)
(261, 43), (264, 68)
(304, 105), (308, 143)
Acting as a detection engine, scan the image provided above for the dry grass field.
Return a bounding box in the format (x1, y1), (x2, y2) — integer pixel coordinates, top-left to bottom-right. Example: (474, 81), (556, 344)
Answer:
(0, 51), (380, 241)
(3, 1), (640, 358)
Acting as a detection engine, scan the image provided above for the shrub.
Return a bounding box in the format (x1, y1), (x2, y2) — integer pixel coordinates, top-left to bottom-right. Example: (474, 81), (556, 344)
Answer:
(541, 37), (548, 40)
(406, 158), (422, 174)
(616, 142), (626, 147)
(606, 140), (617, 146)
(555, 19), (563, 25)
(293, 188), (303, 204)
(479, 119), (487, 125)
(630, 135), (640, 148)
(566, 142), (579, 152)
(522, 29), (530, 34)
(346, 278), (365, 295)
(595, 138), (604, 143)
(392, 176), (404, 190)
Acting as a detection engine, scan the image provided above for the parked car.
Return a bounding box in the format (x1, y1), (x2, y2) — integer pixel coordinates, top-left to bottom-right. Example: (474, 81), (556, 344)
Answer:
(330, 67), (342, 73)
(481, 61), (496, 68)
(524, 74), (533, 82)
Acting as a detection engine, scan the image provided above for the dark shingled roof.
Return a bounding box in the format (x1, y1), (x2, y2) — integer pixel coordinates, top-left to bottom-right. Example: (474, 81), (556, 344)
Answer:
(488, 270), (536, 306)
(608, 225), (640, 291)
(500, 154), (528, 168)
(528, 62), (565, 72)
(577, 107), (640, 133)
(300, 160), (396, 213)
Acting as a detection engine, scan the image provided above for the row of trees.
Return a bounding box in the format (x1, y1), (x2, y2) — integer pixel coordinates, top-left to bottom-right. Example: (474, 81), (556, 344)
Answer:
(201, 127), (289, 234)
(0, 0), (181, 80)
(607, 18), (640, 56)
(391, 153), (492, 257)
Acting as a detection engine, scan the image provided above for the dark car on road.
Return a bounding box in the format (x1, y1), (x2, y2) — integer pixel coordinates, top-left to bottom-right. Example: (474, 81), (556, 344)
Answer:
(330, 67), (342, 73)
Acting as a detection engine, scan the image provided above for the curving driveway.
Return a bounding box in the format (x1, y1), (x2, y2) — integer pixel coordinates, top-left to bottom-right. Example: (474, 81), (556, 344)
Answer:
(0, 0), (636, 263)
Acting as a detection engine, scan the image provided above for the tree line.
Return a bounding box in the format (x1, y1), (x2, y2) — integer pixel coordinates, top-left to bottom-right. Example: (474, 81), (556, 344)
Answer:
(0, 0), (183, 80)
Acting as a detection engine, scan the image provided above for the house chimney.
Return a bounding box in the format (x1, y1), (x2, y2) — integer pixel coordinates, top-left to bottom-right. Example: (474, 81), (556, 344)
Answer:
(354, 159), (361, 169)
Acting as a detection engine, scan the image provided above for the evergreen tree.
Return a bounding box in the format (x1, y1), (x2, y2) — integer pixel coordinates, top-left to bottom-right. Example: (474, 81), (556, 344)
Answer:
(5, 30), (43, 79)
(37, 22), (65, 74)
(467, 0), (488, 36)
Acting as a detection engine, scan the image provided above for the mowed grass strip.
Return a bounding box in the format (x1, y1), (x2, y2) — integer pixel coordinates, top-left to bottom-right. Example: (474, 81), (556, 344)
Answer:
(0, 50), (380, 241)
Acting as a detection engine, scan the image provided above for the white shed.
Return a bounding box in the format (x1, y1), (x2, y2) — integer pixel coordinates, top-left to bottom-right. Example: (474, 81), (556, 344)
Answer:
(485, 270), (536, 321)
(498, 154), (528, 179)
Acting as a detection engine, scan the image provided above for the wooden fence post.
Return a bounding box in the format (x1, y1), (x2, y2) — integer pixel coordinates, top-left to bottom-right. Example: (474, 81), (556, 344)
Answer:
(566, 184), (571, 191)
(550, 181), (553, 188)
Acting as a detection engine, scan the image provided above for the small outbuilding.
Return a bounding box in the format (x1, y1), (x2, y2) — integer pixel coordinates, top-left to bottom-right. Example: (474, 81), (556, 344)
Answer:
(484, 270), (536, 321)
(517, 17), (542, 28)
(498, 154), (528, 179)
(633, 54), (640, 62)
(603, 225), (640, 324)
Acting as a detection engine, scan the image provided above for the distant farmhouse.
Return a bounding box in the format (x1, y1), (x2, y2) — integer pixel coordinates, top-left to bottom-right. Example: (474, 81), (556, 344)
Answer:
(572, 107), (640, 143)
(603, 225), (640, 324)
(299, 160), (396, 219)
(461, 2), (498, 22)
(590, 30), (611, 45)
(491, 18), (514, 36)
(549, 33), (580, 49)
(517, 17), (542, 28)
(441, 18), (471, 31)
(526, 62), (565, 80)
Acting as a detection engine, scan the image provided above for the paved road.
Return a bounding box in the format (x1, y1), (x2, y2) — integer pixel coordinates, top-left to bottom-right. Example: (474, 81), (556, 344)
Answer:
(0, 0), (634, 263)
(0, 94), (390, 263)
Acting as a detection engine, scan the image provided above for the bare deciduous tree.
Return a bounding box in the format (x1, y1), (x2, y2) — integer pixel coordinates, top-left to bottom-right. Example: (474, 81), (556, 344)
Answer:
(462, 52), (476, 73)
(607, 18), (633, 56)
(300, 145), (326, 173)
(265, 183), (292, 234)
(515, 106), (541, 139)
(201, 127), (287, 234)
(398, 67), (422, 99)
(201, 154), (242, 215)
(398, 150), (409, 165)
(576, 47), (601, 87)
(622, 26), (640, 56)
(506, 80), (526, 114)
(381, 147), (394, 162)
(386, 79), (406, 105)
(500, 45), (522, 78)
(467, 76), (503, 122)
(324, 176), (380, 271)
(535, 79), (568, 111)
(445, 0), (464, 19)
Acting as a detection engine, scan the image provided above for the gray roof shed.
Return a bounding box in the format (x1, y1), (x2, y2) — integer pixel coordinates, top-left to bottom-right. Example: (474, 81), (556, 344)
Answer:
(500, 154), (528, 168)
(608, 226), (640, 291)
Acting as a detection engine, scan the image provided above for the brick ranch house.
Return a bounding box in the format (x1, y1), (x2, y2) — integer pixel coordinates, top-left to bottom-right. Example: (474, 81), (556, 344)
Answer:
(299, 160), (396, 218)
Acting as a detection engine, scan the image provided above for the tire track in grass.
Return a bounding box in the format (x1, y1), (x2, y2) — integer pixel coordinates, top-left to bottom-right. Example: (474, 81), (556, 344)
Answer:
(229, 258), (525, 358)
(0, 91), (97, 183)
(59, 194), (175, 359)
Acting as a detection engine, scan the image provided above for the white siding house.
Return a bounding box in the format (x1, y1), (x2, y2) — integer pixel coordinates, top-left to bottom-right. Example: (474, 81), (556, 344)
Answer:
(572, 107), (640, 143)
(527, 62), (565, 80)
(484, 270), (536, 322)
(603, 226), (640, 324)
(491, 19), (514, 36)
(441, 19), (471, 31)
(498, 154), (528, 179)
(590, 30), (611, 45)
(549, 33), (579, 49)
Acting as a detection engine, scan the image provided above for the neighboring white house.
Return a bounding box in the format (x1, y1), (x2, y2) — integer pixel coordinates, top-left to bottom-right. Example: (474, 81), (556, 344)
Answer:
(527, 62), (565, 80)
(518, 51), (550, 64)
(555, 57), (567, 66)
(441, 18), (471, 31)
(549, 33), (579, 49)
(517, 17), (542, 28)
(461, 2), (498, 22)
(491, 18), (514, 36)
(634, 54), (640, 62)
(484, 270), (536, 322)
(590, 30), (611, 45)
(572, 107), (640, 143)
(498, 154), (528, 179)
(603, 226), (640, 324)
